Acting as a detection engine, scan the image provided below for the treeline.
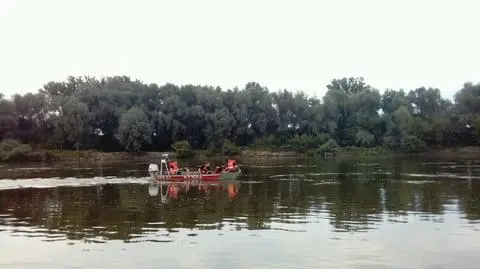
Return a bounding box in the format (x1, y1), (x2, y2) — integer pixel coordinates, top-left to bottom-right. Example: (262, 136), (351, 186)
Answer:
(0, 76), (479, 156)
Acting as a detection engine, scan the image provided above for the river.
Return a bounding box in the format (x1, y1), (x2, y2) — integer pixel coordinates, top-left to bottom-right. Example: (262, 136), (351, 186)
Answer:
(0, 155), (479, 269)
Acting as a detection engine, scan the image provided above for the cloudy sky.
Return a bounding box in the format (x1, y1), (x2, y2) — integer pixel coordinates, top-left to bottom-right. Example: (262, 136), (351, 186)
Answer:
(1, 0), (478, 100)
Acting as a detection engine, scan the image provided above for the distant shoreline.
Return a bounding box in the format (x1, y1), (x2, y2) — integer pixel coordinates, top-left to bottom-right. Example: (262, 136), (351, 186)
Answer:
(2, 146), (480, 165)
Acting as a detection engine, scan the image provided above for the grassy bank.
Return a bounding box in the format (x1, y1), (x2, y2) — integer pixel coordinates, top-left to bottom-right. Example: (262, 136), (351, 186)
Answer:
(3, 140), (480, 165)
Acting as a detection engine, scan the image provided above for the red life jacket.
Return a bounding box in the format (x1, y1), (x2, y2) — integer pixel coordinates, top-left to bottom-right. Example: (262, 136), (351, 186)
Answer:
(227, 160), (236, 169)
(169, 161), (179, 173)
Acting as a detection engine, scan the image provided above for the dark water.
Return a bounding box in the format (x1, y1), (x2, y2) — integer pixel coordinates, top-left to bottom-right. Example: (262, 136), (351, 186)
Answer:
(0, 156), (479, 269)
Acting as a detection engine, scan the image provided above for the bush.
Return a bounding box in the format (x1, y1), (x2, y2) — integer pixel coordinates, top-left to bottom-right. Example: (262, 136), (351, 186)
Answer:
(354, 130), (375, 147)
(251, 135), (280, 149)
(281, 134), (331, 152)
(382, 136), (398, 149)
(172, 140), (193, 158)
(222, 140), (241, 156)
(287, 134), (314, 151)
(0, 139), (34, 162)
(316, 139), (340, 154)
(400, 135), (427, 153)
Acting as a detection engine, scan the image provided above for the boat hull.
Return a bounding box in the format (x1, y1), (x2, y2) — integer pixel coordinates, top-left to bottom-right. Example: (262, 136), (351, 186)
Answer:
(152, 169), (242, 182)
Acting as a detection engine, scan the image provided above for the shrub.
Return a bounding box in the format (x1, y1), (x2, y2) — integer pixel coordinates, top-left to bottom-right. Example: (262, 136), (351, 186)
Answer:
(222, 140), (241, 156)
(316, 139), (340, 154)
(400, 135), (427, 153)
(354, 130), (375, 147)
(172, 140), (193, 158)
(251, 135), (280, 149)
(382, 136), (398, 149)
(284, 134), (331, 152)
(250, 133), (331, 151)
(0, 139), (33, 162)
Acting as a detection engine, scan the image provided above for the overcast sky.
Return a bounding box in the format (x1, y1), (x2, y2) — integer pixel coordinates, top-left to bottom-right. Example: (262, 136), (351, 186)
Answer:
(1, 0), (478, 100)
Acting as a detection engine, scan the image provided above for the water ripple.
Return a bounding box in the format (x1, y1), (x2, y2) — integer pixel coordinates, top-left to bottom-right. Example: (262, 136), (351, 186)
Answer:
(0, 177), (151, 190)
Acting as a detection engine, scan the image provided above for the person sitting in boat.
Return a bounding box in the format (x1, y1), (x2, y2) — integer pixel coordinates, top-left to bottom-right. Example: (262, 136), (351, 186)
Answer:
(225, 159), (237, 172)
(199, 162), (210, 174)
(169, 161), (180, 175)
(214, 165), (223, 174)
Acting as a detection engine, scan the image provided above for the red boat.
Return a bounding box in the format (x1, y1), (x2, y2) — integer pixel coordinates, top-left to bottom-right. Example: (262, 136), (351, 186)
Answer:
(148, 154), (242, 182)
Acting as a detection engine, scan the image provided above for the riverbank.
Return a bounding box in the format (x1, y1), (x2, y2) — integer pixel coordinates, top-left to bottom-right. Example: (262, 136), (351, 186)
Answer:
(48, 149), (305, 163)
(3, 145), (480, 165)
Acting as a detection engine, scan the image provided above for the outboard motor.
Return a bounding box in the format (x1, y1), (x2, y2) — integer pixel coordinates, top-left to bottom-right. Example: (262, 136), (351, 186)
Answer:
(148, 164), (159, 179)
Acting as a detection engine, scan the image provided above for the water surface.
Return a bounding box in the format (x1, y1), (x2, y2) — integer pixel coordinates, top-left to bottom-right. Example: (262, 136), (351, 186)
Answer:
(0, 156), (479, 269)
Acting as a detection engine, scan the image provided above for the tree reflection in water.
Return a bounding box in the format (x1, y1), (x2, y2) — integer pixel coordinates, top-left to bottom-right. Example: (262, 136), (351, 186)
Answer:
(0, 157), (479, 243)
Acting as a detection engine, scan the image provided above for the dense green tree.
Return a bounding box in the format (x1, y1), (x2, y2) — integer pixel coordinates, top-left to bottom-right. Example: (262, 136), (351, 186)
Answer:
(0, 97), (17, 140)
(323, 77), (381, 146)
(381, 89), (410, 114)
(116, 106), (152, 152)
(455, 82), (480, 116)
(60, 96), (92, 151)
(1, 75), (479, 154)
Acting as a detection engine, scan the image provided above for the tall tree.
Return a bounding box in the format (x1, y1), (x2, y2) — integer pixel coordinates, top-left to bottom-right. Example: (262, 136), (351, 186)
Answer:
(60, 97), (91, 151)
(0, 97), (17, 140)
(323, 77), (380, 146)
(2, 75), (480, 154)
(116, 106), (152, 152)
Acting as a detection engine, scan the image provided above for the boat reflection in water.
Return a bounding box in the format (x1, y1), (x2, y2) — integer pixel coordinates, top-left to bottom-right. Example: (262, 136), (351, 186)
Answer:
(148, 180), (241, 202)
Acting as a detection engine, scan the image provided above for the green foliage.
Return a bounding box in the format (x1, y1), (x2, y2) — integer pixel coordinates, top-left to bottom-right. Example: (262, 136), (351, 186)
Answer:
(222, 140), (241, 156)
(0, 139), (32, 161)
(315, 139), (340, 155)
(116, 106), (152, 152)
(354, 130), (375, 147)
(1, 75), (480, 157)
(172, 140), (193, 158)
(250, 134), (330, 152)
(288, 134), (315, 151)
(382, 136), (398, 149)
(61, 96), (91, 150)
(0, 98), (17, 140)
(340, 146), (391, 156)
(280, 134), (330, 152)
(400, 135), (427, 153)
(323, 77), (381, 146)
(251, 135), (282, 149)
